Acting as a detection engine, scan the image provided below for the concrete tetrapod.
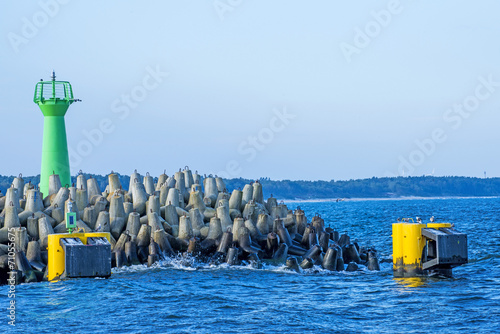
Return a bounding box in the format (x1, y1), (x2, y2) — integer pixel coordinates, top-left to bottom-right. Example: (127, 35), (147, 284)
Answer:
(82, 206), (97, 230)
(76, 187), (88, 214)
(136, 224), (151, 248)
(164, 176), (176, 189)
(203, 177), (218, 208)
(266, 195), (278, 214)
(124, 240), (141, 265)
(241, 184), (253, 211)
(303, 244), (322, 263)
(131, 180), (148, 216)
(163, 202), (179, 227)
(322, 248), (337, 271)
(15, 250), (37, 283)
(226, 246), (239, 265)
(13, 175), (25, 193)
(338, 233), (350, 247)
(27, 215), (39, 240)
(0, 204), (21, 243)
(147, 212), (165, 234)
(319, 231), (330, 252)
(301, 225), (313, 248)
(157, 172), (168, 191)
(216, 230), (233, 254)
(109, 194), (127, 239)
(147, 194), (161, 217)
(159, 183), (170, 206)
(51, 205), (64, 225)
(295, 208), (307, 235)
(335, 245), (345, 271)
(48, 173), (62, 198)
(216, 202), (233, 232)
(266, 232), (280, 256)
(228, 189), (243, 216)
(256, 214), (269, 235)
(300, 257), (314, 270)
(76, 173), (87, 191)
(166, 188), (181, 209)
(114, 232), (130, 253)
(268, 243), (288, 264)
(174, 171), (188, 203)
(343, 243), (362, 264)
(238, 227), (260, 254)
(87, 177), (101, 202)
(26, 241), (46, 272)
(275, 218), (306, 256)
(285, 257), (301, 273)
(283, 213), (298, 237)
(128, 170), (142, 194)
(4, 204), (21, 229)
(187, 190), (206, 212)
(244, 219), (267, 243)
(94, 197), (107, 216)
(95, 211), (111, 233)
(125, 211), (141, 237)
(252, 181), (264, 204)
(308, 230), (319, 249)
(367, 251), (380, 271)
(153, 229), (175, 256)
(183, 167), (194, 190)
(189, 208), (205, 237)
(272, 204), (282, 219)
(108, 173), (122, 195)
(346, 262), (359, 272)
(38, 216), (54, 251)
(0, 188), (20, 216)
(178, 215), (193, 240)
(45, 187), (69, 216)
(242, 201), (258, 223)
(207, 216), (223, 240)
(215, 193), (230, 209)
(232, 218), (245, 244)
(193, 172), (201, 186)
(25, 189), (44, 213)
(143, 173), (155, 196)
(14, 227), (28, 253)
(200, 216), (223, 254)
(215, 177), (225, 193)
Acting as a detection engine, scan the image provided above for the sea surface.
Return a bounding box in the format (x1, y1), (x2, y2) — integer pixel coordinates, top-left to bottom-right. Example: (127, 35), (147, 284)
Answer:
(2, 198), (500, 333)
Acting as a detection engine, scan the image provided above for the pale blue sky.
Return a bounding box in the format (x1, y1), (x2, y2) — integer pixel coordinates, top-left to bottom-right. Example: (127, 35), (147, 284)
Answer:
(1, 0), (499, 180)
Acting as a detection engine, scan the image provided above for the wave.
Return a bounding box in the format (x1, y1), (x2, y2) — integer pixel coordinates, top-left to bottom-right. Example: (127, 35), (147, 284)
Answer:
(111, 254), (393, 276)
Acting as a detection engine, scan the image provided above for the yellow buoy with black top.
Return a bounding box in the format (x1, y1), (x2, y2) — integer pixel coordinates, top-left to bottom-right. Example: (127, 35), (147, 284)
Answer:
(48, 203), (112, 281)
(392, 218), (467, 278)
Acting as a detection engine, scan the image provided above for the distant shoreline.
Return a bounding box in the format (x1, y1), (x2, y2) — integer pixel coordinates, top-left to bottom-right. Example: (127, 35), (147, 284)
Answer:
(2, 174), (500, 200)
(282, 196), (500, 203)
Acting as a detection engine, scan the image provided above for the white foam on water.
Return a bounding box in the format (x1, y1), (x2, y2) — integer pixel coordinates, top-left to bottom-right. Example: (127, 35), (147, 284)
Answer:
(112, 250), (392, 276)
(112, 263), (148, 274)
(110, 254), (390, 276)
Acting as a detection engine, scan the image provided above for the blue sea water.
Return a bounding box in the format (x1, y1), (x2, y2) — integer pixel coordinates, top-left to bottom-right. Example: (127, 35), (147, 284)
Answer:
(2, 198), (500, 333)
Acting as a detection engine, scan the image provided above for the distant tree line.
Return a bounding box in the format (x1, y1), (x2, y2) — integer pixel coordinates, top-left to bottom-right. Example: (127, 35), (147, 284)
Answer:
(1, 174), (500, 200)
(225, 176), (500, 199)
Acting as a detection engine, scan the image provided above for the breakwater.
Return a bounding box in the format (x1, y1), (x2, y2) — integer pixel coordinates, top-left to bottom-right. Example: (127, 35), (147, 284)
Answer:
(0, 168), (380, 285)
(8, 197), (498, 333)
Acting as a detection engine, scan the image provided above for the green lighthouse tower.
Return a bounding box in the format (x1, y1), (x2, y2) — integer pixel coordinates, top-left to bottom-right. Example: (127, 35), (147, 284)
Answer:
(34, 71), (80, 198)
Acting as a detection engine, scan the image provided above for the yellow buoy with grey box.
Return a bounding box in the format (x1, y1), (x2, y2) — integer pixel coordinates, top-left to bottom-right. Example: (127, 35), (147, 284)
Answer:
(392, 219), (468, 277)
(48, 203), (112, 281)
